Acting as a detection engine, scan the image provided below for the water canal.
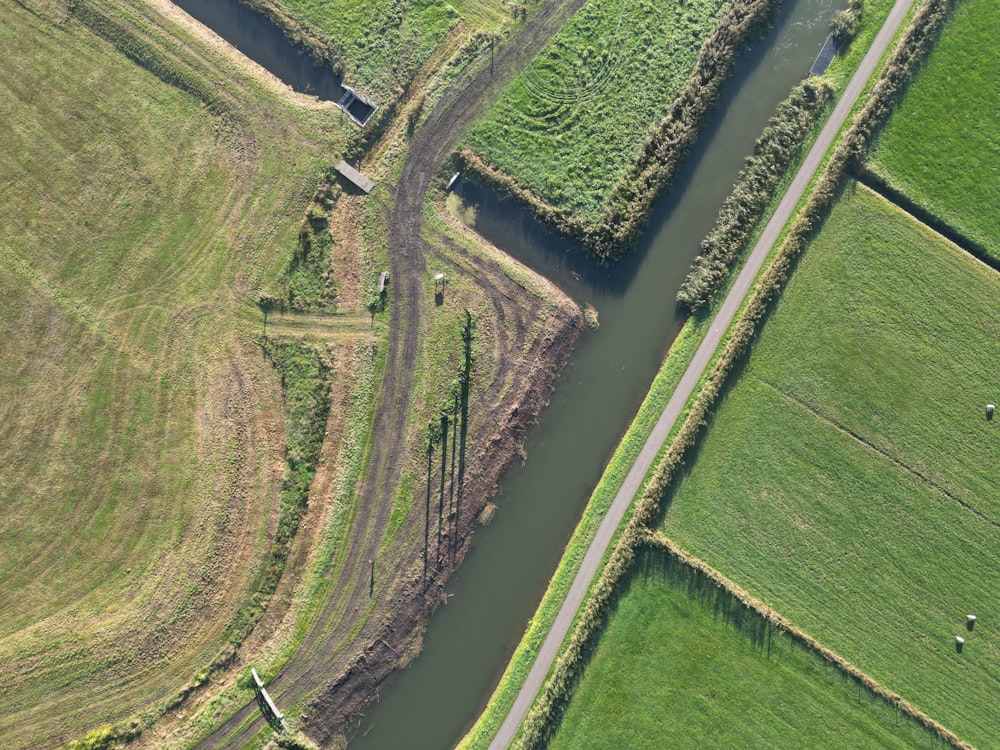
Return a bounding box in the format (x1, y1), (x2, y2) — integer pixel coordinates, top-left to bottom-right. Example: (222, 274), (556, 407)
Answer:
(171, 0), (375, 122)
(168, 0), (841, 746)
(349, 0), (840, 747)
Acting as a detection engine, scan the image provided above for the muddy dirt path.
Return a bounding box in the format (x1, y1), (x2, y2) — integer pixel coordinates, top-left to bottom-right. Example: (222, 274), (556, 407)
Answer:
(196, 2), (588, 747)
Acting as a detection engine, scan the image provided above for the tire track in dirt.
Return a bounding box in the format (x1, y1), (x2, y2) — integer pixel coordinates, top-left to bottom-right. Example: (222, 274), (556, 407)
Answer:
(195, 2), (588, 746)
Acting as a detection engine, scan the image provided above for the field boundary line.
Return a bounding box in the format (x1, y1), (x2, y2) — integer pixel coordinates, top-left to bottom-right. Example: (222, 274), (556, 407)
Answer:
(854, 172), (1000, 274)
(756, 377), (1000, 530)
(645, 531), (975, 750)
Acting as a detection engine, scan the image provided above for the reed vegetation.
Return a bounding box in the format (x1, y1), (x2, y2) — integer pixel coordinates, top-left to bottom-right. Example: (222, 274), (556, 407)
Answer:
(508, 0), (958, 744)
(677, 78), (833, 311)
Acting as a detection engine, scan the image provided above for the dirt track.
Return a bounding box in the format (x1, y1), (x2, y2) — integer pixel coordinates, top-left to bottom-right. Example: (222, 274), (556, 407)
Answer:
(194, 2), (589, 747)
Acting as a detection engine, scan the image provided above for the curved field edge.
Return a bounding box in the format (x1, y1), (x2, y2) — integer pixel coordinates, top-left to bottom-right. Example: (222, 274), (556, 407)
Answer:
(0, 0), (352, 746)
(459, 0), (953, 745)
(461, 0), (787, 260)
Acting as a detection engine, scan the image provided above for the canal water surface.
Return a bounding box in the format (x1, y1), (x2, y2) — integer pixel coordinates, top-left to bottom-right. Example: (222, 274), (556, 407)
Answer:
(171, 0), (349, 102)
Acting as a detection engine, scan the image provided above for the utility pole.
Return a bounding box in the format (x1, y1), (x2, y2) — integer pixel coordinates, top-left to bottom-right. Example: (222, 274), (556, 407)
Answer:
(424, 437), (433, 582)
(437, 411), (449, 561)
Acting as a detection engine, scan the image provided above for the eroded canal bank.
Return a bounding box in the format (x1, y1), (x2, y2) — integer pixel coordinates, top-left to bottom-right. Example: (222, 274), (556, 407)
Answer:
(348, 0), (841, 748)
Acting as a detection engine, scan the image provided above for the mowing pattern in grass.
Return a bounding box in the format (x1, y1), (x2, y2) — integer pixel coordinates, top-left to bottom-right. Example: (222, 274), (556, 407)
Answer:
(868, 0), (1000, 261)
(465, 0), (727, 223)
(548, 550), (940, 749)
(662, 183), (1000, 748)
(0, 1), (339, 745)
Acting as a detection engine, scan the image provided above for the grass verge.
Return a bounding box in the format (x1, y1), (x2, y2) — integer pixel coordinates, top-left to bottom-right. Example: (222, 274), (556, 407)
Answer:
(462, 0), (956, 745)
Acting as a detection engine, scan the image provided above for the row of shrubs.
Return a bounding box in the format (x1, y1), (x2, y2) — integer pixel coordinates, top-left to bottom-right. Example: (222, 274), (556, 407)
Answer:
(511, 0), (958, 746)
(588, 0), (785, 259)
(676, 78), (833, 311)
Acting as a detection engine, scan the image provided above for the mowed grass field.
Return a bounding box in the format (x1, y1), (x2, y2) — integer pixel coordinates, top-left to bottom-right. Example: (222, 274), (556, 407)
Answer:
(0, 1), (340, 745)
(548, 552), (940, 749)
(464, 0), (727, 222)
(661, 183), (1000, 747)
(868, 0), (1000, 261)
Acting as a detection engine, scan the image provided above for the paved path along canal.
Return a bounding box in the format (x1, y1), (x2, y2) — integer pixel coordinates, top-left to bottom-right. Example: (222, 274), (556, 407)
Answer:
(488, 0), (916, 745)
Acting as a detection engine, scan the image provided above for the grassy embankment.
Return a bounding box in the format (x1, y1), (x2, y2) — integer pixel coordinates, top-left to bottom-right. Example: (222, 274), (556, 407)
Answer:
(662, 183), (1000, 748)
(866, 0), (1000, 263)
(656, 5), (1000, 744)
(461, 0), (963, 745)
(462, 0), (788, 259)
(457, 1), (910, 743)
(0, 0), (353, 746)
(166, 3), (587, 744)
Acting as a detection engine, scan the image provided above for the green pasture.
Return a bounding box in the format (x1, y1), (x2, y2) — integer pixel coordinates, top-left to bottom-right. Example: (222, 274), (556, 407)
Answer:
(868, 0), (1000, 261)
(272, 0), (509, 99)
(548, 551), (939, 749)
(662, 183), (1000, 748)
(0, 0), (341, 745)
(464, 0), (728, 222)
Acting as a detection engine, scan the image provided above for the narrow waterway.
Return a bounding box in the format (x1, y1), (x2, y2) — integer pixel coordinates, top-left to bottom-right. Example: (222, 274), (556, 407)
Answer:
(171, 0), (349, 102)
(348, 0), (840, 748)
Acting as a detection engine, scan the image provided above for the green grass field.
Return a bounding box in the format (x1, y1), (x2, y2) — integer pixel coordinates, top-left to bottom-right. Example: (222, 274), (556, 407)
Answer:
(868, 0), (1000, 261)
(661, 183), (1000, 748)
(0, 1), (342, 745)
(464, 0), (728, 223)
(271, 0), (509, 99)
(548, 551), (939, 749)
